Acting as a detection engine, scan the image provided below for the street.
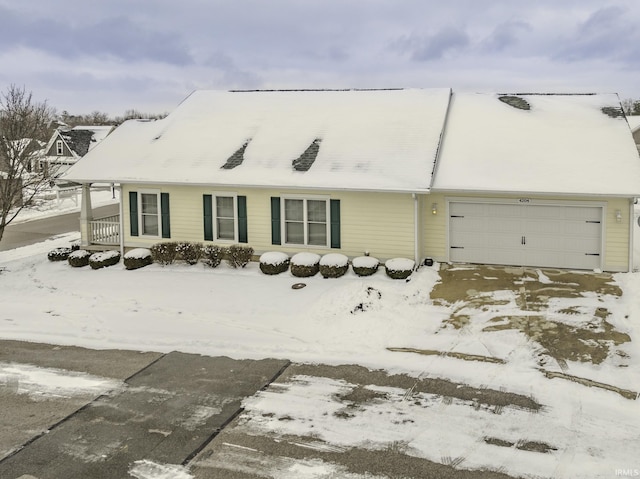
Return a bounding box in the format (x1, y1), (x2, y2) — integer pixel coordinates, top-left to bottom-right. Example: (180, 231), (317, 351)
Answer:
(0, 204), (118, 251)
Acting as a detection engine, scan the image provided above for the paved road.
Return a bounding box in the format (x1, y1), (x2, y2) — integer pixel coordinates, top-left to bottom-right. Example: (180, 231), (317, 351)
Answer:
(0, 204), (118, 251)
(0, 341), (523, 479)
(0, 340), (289, 479)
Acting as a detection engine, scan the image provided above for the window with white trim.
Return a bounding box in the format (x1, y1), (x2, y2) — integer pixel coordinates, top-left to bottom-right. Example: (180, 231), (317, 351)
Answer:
(283, 197), (329, 246)
(56, 140), (63, 155)
(139, 191), (160, 236)
(215, 195), (237, 241)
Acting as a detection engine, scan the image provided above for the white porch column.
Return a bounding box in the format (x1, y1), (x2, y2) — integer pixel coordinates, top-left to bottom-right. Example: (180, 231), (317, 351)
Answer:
(79, 183), (93, 246)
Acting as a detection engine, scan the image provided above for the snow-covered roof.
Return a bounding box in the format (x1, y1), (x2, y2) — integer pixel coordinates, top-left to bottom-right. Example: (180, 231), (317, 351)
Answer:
(628, 115), (640, 133)
(432, 92), (640, 197)
(63, 89), (452, 192)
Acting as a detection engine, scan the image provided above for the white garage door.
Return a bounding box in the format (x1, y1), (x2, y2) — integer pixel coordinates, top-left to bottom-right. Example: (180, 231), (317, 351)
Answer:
(449, 201), (603, 270)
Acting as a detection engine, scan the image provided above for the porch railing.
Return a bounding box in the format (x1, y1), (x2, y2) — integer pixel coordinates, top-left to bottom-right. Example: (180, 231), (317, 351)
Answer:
(89, 214), (120, 245)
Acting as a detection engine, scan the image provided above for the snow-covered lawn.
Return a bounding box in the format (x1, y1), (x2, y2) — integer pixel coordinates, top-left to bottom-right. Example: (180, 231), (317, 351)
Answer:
(1, 232), (639, 477)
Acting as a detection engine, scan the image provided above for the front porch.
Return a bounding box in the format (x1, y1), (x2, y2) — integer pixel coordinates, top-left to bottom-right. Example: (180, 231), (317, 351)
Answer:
(78, 183), (121, 250)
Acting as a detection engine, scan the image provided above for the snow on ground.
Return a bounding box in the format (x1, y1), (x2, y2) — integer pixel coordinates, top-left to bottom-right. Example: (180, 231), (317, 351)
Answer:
(0, 362), (122, 400)
(1, 207), (640, 477)
(9, 187), (118, 224)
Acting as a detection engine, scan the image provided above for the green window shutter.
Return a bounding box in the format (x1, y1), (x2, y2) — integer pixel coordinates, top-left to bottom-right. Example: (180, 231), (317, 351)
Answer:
(270, 197), (281, 245)
(237, 196), (248, 243)
(161, 192), (171, 238)
(330, 199), (341, 249)
(129, 191), (138, 237)
(203, 194), (213, 241)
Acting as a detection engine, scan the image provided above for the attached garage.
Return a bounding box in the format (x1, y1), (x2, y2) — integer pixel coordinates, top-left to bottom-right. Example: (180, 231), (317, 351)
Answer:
(448, 200), (603, 270)
(429, 92), (640, 272)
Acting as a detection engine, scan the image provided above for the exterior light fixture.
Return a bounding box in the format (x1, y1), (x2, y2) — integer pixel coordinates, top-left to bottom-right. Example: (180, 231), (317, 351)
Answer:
(431, 203), (438, 215)
(615, 210), (622, 223)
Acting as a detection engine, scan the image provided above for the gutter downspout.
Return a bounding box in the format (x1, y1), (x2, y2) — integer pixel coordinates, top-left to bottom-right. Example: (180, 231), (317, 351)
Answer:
(118, 185), (124, 258)
(413, 193), (420, 268)
(629, 198), (635, 272)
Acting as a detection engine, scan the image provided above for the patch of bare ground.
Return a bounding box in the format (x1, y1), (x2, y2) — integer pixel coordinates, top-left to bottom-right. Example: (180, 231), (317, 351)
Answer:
(387, 347), (505, 364)
(431, 264), (630, 367)
(484, 436), (557, 454)
(288, 364), (541, 412)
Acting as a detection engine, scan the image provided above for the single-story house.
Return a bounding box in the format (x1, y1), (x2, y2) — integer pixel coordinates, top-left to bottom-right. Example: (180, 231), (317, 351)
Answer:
(62, 89), (640, 272)
(40, 125), (114, 176)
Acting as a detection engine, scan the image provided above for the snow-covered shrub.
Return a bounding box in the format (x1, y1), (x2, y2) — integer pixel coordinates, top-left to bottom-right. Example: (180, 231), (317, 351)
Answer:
(352, 256), (380, 277)
(384, 258), (415, 280)
(319, 253), (349, 278)
(124, 248), (153, 270)
(48, 247), (73, 262)
(68, 249), (91, 268)
(226, 244), (254, 268)
(176, 242), (202, 265)
(89, 250), (121, 270)
(290, 252), (321, 277)
(202, 245), (224, 268)
(259, 252), (290, 275)
(150, 242), (178, 265)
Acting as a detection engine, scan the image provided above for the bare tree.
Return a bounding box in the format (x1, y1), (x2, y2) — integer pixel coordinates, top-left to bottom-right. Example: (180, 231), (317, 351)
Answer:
(0, 85), (55, 243)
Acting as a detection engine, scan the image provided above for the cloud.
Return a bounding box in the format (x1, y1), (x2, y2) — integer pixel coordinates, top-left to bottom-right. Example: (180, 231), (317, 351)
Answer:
(390, 27), (470, 61)
(205, 51), (262, 89)
(553, 6), (637, 62)
(481, 21), (532, 52)
(0, 5), (193, 65)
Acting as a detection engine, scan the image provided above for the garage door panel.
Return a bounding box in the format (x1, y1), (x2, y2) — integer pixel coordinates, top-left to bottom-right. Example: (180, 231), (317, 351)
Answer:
(448, 201), (603, 270)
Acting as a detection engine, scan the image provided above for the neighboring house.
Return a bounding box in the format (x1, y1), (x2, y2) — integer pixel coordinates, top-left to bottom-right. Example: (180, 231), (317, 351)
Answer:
(628, 115), (640, 154)
(40, 125), (114, 176)
(62, 89), (640, 272)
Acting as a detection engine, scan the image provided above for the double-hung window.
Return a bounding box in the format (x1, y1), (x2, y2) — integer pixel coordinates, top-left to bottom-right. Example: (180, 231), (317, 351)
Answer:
(283, 197), (328, 246)
(56, 140), (63, 155)
(215, 195), (237, 241)
(139, 191), (160, 236)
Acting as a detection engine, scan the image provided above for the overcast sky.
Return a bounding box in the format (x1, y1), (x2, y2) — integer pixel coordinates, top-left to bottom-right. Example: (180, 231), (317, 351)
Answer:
(2, 0), (639, 116)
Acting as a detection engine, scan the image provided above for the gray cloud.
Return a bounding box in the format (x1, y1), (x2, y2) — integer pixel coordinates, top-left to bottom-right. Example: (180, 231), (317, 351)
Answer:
(553, 6), (637, 62)
(391, 27), (470, 61)
(481, 21), (532, 53)
(0, 5), (192, 65)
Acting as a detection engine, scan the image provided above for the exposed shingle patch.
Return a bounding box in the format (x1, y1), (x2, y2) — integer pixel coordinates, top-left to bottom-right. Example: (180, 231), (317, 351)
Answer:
(221, 139), (251, 169)
(293, 138), (321, 172)
(601, 106), (625, 119)
(498, 95), (531, 111)
(60, 129), (95, 156)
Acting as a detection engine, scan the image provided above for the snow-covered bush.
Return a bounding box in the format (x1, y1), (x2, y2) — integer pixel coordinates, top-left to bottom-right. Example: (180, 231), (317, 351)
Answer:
(89, 250), (121, 270)
(352, 256), (380, 277)
(48, 247), (73, 262)
(176, 242), (202, 265)
(384, 258), (415, 280)
(259, 252), (290, 275)
(290, 252), (321, 277)
(68, 249), (91, 268)
(150, 242), (178, 265)
(226, 244), (254, 268)
(202, 245), (224, 268)
(319, 253), (349, 278)
(124, 248), (153, 270)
